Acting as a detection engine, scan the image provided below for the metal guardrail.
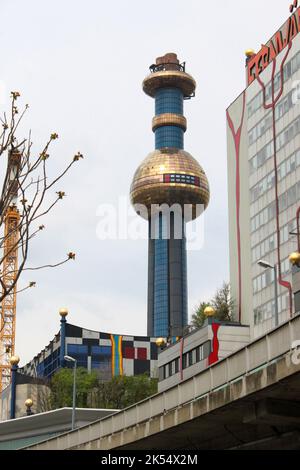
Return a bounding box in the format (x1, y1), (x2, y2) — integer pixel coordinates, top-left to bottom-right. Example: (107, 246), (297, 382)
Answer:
(25, 314), (300, 450)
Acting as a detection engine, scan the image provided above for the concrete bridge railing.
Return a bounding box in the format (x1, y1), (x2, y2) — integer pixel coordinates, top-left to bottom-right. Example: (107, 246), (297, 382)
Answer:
(25, 314), (300, 450)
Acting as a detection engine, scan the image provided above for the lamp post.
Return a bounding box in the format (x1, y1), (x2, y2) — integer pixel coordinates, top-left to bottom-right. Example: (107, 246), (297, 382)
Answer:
(257, 260), (279, 327)
(59, 308), (68, 367)
(64, 355), (77, 430)
(25, 399), (33, 416)
(10, 355), (20, 419)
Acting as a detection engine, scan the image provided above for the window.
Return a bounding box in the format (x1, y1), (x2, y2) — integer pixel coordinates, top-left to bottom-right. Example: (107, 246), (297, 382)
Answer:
(159, 366), (165, 381)
(124, 347), (134, 359)
(188, 350), (193, 367)
(164, 174), (200, 187)
(159, 340), (212, 382)
(91, 345), (111, 371)
(67, 344), (88, 368)
(137, 348), (147, 360)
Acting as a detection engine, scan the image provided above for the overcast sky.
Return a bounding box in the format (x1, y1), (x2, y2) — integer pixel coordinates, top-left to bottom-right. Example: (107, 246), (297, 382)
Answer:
(0, 0), (289, 364)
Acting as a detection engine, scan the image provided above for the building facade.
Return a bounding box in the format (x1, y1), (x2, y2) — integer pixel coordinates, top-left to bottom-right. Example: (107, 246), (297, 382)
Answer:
(131, 53), (210, 338)
(157, 320), (250, 393)
(19, 314), (158, 382)
(0, 373), (50, 421)
(227, 5), (300, 338)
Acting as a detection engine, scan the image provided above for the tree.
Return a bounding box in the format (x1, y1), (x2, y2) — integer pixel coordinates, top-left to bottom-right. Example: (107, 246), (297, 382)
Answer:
(0, 92), (83, 306)
(212, 282), (234, 323)
(191, 282), (234, 329)
(191, 302), (210, 329)
(50, 368), (98, 409)
(90, 374), (158, 410)
(49, 369), (158, 410)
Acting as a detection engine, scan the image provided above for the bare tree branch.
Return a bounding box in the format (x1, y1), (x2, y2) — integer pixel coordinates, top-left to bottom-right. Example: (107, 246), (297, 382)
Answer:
(0, 92), (83, 352)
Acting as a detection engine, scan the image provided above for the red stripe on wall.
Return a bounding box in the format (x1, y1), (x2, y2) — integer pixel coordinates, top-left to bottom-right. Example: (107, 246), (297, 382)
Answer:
(208, 323), (220, 366)
(179, 338), (184, 381)
(257, 42), (293, 317)
(226, 92), (246, 323)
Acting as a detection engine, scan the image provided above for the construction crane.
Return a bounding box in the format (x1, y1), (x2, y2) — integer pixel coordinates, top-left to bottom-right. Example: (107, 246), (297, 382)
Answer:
(0, 149), (21, 393)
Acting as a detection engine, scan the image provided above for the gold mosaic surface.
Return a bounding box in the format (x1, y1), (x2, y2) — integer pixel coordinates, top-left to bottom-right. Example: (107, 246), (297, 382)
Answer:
(152, 114), (187, 132)
(143, 71), (196, 98)
(130, 149), (210, 220)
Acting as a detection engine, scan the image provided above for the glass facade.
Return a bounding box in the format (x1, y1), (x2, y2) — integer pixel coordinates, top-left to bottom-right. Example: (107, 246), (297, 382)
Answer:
(36, 348), (60, 378)
(155, 88), (183, 115)
(154, 88), (184, 150)
(150, 209), (188, 338)
(155, 125), (183, 149)
(91, 345), (111, 372)
(182, 231), (188, 327)
(153, 215), (169, 337)
(67, 344), (88, 368)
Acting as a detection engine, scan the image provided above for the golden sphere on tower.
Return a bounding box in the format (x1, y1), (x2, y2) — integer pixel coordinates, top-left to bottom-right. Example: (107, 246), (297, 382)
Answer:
(156, 337), (167, 348)
(289, 252), (300, 266)
(59, 307), (68, 317)
(130, 149), (210, 220)
(25, 398), (33, 408)
(245, 49), (256, 58)
(204, 306), (216, 317)
(9, 355), (20, 366)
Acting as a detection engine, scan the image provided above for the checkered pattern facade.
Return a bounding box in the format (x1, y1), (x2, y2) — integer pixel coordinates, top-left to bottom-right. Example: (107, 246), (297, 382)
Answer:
(19, 323), (158, 381)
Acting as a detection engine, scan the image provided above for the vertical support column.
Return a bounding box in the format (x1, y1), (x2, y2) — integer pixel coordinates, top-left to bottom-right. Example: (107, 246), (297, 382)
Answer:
(9, 355), (20, 419)
(169, 215), (187, 338)
(59, 308), (68, 368)
(147, 220), (155, 337)
(153, 214), (169, 338)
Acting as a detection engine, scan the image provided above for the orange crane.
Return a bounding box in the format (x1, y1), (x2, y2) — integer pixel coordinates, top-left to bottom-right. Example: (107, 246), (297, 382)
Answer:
(0, 149), (21, 393)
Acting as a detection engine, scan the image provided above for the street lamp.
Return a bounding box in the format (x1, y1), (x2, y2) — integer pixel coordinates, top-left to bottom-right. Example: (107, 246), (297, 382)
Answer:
(257, 260), (279, 327)
(64, 355), (77, 430)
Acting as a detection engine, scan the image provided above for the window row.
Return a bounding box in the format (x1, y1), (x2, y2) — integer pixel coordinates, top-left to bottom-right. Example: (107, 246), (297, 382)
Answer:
(277, 115), (300, 152)
(247, 50), (300, 118)
(44, 359), (60, 378)
(250, 201), (276, 233)
(65, 344), (149, 367)
(248, 89), (295, 146)
(158, 341), (211, 381)
(253, 258), (291, 295)
(250, 114), (300, 173)
(254, 292), (291, 325)
(163, 174), (201, 186)
(250, 181), (300, 233)
(251, 220), (295, 264)
(42, 347), (60, 366)
(250, 149), (300, 203)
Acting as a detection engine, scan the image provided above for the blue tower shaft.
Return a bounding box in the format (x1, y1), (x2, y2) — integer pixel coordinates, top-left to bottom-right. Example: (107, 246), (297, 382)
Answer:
(147, 87), (188, 338)
(154, 88), (184, 150)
